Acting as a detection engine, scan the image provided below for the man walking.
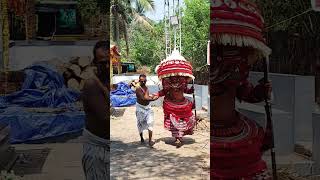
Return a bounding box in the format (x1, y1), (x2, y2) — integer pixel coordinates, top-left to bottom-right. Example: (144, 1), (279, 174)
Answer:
(135, 74), (158, 147)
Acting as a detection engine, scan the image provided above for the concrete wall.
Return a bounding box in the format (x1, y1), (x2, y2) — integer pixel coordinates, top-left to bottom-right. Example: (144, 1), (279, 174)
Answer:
(312, 113), (320, 175)
(9, 44), (94, 70)
(194, 85), (209, 108)
(249, 72), (315, 142)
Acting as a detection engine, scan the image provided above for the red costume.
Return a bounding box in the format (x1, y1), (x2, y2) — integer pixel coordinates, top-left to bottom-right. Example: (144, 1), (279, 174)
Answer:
(156, 50), (196, 141)
(211, 0), (273, 179)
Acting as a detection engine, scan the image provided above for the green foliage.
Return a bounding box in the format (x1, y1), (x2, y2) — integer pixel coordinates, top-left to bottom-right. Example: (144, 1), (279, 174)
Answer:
(256, 0), (320, 37)
(112, 0), (209, 71)
(110, 0), (155, 53)
(127, 22), (165, 72)
(77, 0), (99, 23)
(181, 0), (210, 68)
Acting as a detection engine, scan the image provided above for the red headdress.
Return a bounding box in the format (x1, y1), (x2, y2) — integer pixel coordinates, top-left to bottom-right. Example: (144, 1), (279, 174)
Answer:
(211, 0), (271, 57)
(156, 50), (194, 80)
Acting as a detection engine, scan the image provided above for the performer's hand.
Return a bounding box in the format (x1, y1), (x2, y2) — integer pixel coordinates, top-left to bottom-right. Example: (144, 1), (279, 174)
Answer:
(189, 86), (195, 93)
(264, 81), (272, 100)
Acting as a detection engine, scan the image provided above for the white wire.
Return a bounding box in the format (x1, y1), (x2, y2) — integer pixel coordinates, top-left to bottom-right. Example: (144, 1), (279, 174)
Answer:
(266, 8), (313, 29)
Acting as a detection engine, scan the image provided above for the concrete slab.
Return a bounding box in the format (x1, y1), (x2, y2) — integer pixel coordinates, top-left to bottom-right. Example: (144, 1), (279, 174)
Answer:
(312, 113), (320, 175)
(13, 143), (85, 180)
(263, 153), (314, 177)
(237, 102), (294, 155)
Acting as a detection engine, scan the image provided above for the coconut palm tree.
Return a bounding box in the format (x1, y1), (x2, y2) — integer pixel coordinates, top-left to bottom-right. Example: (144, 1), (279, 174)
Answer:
(111, 0), (155, 56)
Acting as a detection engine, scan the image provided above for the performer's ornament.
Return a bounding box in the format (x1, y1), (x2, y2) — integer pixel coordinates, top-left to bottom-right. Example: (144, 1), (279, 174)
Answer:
(211, 0), (276, 179)
(156, 50), (196, 147)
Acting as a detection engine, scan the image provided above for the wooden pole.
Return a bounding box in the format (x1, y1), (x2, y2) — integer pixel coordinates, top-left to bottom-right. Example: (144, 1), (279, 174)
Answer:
(263, 57), (278, 180)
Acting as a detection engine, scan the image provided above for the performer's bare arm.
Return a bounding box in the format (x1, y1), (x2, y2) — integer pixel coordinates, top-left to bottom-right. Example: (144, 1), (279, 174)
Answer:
(236, 79), (272, 103)
(155, 89), (165, 97)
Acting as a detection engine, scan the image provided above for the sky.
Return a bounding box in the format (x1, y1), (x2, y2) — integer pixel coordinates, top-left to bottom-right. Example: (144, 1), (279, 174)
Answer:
(145, 0), (185, 21)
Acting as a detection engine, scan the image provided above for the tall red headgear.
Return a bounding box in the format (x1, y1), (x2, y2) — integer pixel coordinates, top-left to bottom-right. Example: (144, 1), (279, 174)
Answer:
(156, 50), (194, 80)
(211, 0), (271, 57)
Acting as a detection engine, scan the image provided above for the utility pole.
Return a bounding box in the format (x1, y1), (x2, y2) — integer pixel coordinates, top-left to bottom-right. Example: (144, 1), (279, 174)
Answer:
(164, 0), (182, 57)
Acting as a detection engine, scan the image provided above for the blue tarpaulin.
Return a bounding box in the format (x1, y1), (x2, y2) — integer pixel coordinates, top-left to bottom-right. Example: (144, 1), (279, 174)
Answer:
(0, 63), (85, 143)
(0, 106), (85, 144)
(1, 63), (80, 108)
(110, 82), (136, 107)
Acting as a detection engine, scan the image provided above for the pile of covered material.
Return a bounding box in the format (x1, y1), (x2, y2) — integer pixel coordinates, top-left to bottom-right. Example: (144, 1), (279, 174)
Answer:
(0, 62), (85, 143)
(0, 63), (79, 108)
(110, 82), (136, 107)
(38, 56), (95, 92)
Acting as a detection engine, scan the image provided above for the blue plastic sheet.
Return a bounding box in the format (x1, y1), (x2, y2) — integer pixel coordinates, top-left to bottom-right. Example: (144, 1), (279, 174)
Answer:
(1, 63), (80, 108)
(110, 82), (136, 107)
(0, 63), (84, 143)
(0, 106), (85, 144)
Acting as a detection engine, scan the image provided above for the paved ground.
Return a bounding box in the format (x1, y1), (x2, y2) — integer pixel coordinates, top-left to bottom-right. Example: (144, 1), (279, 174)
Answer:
(110, 106), (210, 180)
(7, 106), (209, 180)
(13, 142), (85, 180)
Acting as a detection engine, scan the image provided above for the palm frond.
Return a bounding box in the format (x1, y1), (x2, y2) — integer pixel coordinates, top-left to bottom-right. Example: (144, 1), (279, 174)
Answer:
(136, 0), (155, 12)
(132, 13), (153, 29)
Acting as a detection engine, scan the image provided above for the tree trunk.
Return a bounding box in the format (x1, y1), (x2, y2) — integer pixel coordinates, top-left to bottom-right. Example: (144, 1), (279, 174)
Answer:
(0, 0), (10, 94)
(1, 0), (10, 71)
(114, 0), (120, 51)
(25, 0), (36, 40)
(0, 2), (3, 71)
(106, 7), (110, 41)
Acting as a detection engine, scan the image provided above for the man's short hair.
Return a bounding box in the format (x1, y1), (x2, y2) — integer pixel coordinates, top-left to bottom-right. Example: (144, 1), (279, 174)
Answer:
(139, 74), (146, 79)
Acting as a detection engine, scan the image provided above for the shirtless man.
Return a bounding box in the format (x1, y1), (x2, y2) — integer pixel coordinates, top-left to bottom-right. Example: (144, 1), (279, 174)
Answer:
(81, 41), (109, 180)
(135, 74), (159, 147)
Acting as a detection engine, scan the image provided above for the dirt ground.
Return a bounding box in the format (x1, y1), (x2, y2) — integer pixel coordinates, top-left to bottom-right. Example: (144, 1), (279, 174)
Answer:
(110, 106), (210, 180)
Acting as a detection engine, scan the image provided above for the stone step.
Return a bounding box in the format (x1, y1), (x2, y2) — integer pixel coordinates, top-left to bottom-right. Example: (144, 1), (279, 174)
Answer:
(0, 147), (18, 171)
(0, 124), (10, 146)
(295, 141), (312, 159)
(111, 107), (126, 118)
(263, 153), (314, 176)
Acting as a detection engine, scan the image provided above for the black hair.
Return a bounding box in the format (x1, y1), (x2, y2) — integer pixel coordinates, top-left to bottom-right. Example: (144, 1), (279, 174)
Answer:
(139, 74), (146, 79)
(92, 40), (109, 86)
(93, 40), (109, 63)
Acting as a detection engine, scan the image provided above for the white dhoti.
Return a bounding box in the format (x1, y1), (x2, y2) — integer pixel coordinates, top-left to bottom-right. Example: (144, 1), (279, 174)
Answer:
(82, 129), (110, 180)
(136, 103), (154, 133)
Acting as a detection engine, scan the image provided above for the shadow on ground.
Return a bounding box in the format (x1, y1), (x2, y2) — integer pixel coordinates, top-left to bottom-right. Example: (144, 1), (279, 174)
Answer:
(110, 140), (208, 179)
(157, 137), (196, 147)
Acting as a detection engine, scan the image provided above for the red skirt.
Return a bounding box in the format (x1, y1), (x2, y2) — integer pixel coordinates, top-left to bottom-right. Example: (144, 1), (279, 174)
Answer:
(163, 98), (195, 137)
(211, 114), (270, 179)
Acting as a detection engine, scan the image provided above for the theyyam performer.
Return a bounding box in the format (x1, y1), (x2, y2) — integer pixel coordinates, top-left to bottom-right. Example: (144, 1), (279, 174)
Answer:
(210, 0), (274, 179)
(155, 50), (196, 148)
